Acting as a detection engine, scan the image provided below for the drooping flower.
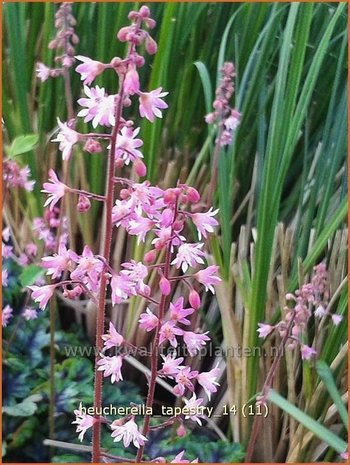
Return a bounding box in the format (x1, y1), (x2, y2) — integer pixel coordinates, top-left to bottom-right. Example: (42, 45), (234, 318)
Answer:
(300, 344), (317, 361)
(120, 260), (149, 294)
(28, 284), (56, 310)
(70, 245), (104, 293)
(138, 87), (168, 122)
(127, 215), (155, 243)
(257, 323), (274, 339)
(124, 64), (140, 95)
(159, 321), (183, 348)
(72, 404), (97, 442)
(77, 85), (115, 128)
(75, 55), (105, 85)
(194, 265), (221, 293)
(110, 273), (136, 305)
(173, 366), (198, 396)
(52, 118), (80, 160)
(170, 297), (194, 325)
(158, 353), (184, 377)
(183, 393), (205, 425)
(102, 322), (124, 349)
(171, 243), (206, 273)
(182, 330), (210, 356)
(191, 207), (219, 240)
(111, 417), (147, 448)
(2, 305), (13, 327)
(197, 365), (220, 400)
(36, 63), (51, 82)
(22, 307), (38, 321)
(97, 355), (123, 383)
(113, 126), (143, 165)
(139, 308), (159, 332)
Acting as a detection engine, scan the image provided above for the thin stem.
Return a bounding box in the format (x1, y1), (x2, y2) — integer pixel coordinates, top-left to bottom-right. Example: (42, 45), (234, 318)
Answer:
(92, 78), (126, 463)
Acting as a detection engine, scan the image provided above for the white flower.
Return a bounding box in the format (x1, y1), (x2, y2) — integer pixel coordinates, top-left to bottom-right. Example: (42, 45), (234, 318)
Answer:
(111, 418), (147, 449)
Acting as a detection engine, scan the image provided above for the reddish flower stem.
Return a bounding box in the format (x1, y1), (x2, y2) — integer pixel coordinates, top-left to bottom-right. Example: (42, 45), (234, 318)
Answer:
(92, 77), (125, 463)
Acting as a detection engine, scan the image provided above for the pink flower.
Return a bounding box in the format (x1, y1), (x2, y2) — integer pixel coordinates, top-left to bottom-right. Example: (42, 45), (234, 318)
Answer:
(2, 305), (13, 327)
(112, 199), (133, 227)
(110, 273), (136, 305)
(257, 323), (274, 339)
(314, 305), (327, 318)
(171, 451), (198, 463)
(28, 284), (56, 309)
(22, 307), (38, 321)
(72, 403), (97, 442)
(139, 308), (159, 332)
(170, 297), (194, 325)
(340, 451), (348, 460)
(41, 242), (72, 279)
(171, 243), (205, 273)
(159, 321), (183, 348)
(2, 227), (10, 242)
(138, 87), (168, 122)
(173, 366), (198, 396)
(52, 118), (80, 160)
(36, 62), (51, 82)
(120, 260), (149, 294)
(300, 344), (317, 360)
(75, 55), (105, 85)
(127, 216), (155, 243)
(97, 355), (123, 383)
(102, 322), (124, 349)
(70, 245), (104, 292)
(183, 330), (210, 356)
(189, 289), (201, 310)
(2, 244), (13, 259)
(191, 207), (219, 240)
(331, 314), (343, 326)
(158, 353), (184, 377)
(124, 64), (140, 95)
(77, 85), (115, 128)
(194, 265), (221, 293)
(113, 126), (143, 165)
(111, 418), (147, 448)
(197, 365), (220, 400)
(183, 393), (205, 425)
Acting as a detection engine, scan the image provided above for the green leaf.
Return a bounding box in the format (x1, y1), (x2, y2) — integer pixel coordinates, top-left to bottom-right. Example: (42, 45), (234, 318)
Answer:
(2, 395), (42, 417)
(267, 389), (347, 453)
(316, 360), (348, 430)
(19, 264), (45, 287)
(8, 134), (39, 158)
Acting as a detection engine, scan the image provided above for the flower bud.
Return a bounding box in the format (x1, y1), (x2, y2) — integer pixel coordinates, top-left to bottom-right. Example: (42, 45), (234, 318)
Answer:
(139, 5), (151, 17)
(187, 187), (200, 203)
(189, 289), (201, 310)
(84, 138), (102, 154)
(177, 424), (186, 437)
(77, 194), (91, 213)
(134, 159), (147, 177)
(159, 276), (171, 296)
(115, 158), (125, 168)
(120, 188), (130, 199)
(117, 26), (132, 42)
(145, 35), (157, 55)
(164, 188), (179, 205)
(144, 249), (156, 264)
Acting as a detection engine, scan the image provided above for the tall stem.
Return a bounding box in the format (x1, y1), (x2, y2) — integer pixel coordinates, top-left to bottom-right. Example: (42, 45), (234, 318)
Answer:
(136, 221), (174, 462)
(92, 76), (125, 463)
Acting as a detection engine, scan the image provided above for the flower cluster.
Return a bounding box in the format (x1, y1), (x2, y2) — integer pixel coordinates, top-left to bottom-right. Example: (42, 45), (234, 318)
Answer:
(3, 159), (35, 192)
(205, 62), (241, 146)
(36, 3), (78, 81)
(257, 263), (342, 360)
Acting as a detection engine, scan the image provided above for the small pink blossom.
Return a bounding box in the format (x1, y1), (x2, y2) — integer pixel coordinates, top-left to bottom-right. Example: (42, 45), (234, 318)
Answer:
(340, 451), (348, 460)
(77, 85), (115, 128)
(113, 126), (143, 165)
(2, 244), (13, 259)
(2, 305), (13, 327)
(159, 276), (171, 296)
(52, 118), (80, 160)
(183, 393), (205, 425)
(138, 87), (168, 122)
(194, 265), (221, 293)
(191, 207), (219, 240)
(127, 215), (155, 243)
(41, 242), (72, 279)
(139, 308), (159, 332)
(171, 451), (198, 463)
(2, 269), (8, 287)
(170, 297), (194, 325)
(183, 330), (210, 356)
(171, 243), (205, 273)
(158, 353), (184, 377)
(189, 289), (201, 310)
(197, 365), (220, 400)
(159, 321), (183, 348)
(111, 418), (147, 448)
(331, 314), (343, 326)
(2, 227), (11, 242)
(22, 307), (38, 321)
(72, 403), (97, 442)
(257, 323), (274, 339)
(75, 55), (105, 85)
(300, 344), (317, 360)
(36, 63), (51, 82)
(28, 284), (56, 309)
(97, 355), (123, 383)
(121, 260), (149, 294)
(102, 322), (124, 349)
(314, 305), (327, 318)
(173, 366), (198, 396)
(124, 64), (140, 95)
(70, 245), (104, 292)
(110, 273), (136, 305)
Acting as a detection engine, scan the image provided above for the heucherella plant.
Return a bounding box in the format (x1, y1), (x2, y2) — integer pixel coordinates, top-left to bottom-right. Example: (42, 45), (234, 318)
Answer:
(28, 5), (222, 462)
